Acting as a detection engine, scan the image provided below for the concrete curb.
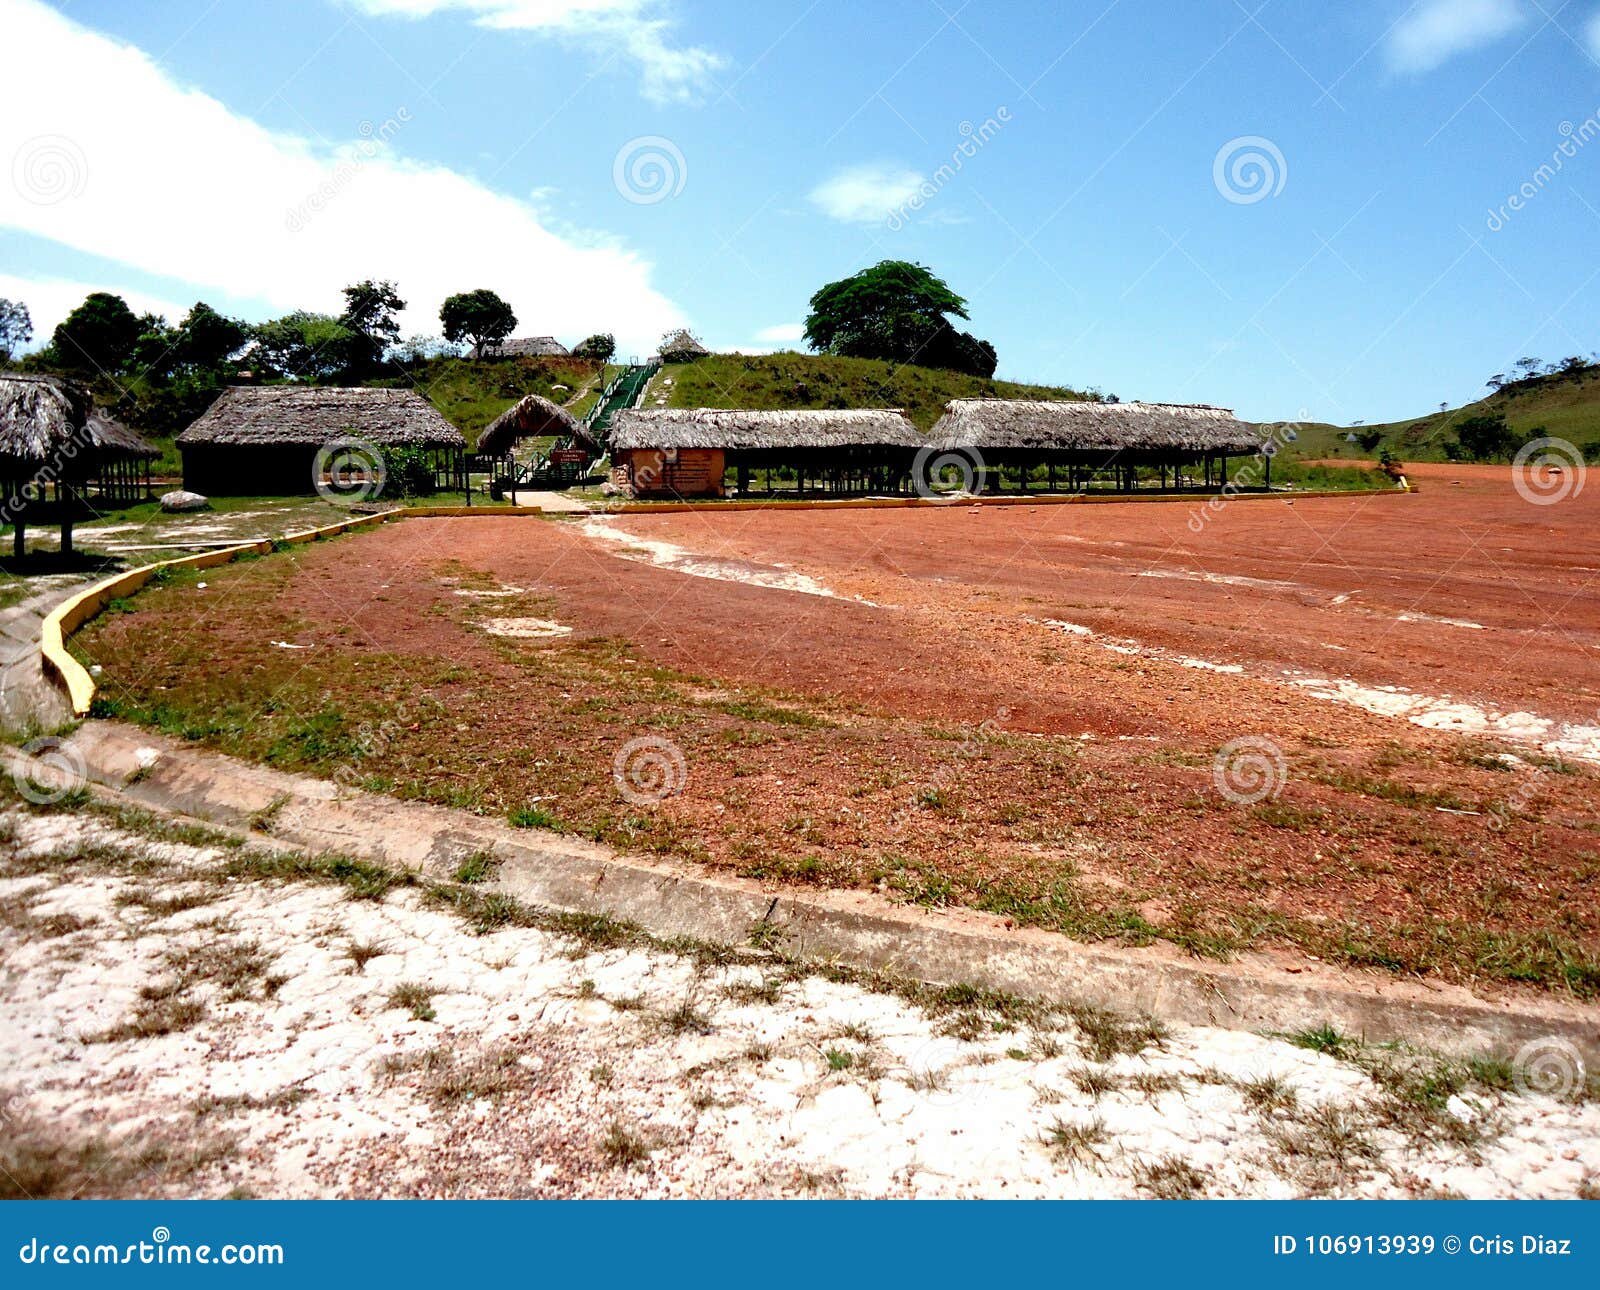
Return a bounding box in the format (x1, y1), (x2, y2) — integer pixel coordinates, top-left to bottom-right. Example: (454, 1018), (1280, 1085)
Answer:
(19, 722), (1598, 1065)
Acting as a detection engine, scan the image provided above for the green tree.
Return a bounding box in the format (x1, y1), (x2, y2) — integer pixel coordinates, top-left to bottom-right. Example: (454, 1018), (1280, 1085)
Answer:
(51, 291), (142, 373)
(250, 311), (358, 380)
(340, 279), (406, 373)
(0, 298), (32, 362)
(1454, 414), (1519, 461)
(440, 289), (518, 359)
(574, 333), (617, 361)
(804, 261), (996, 376)
(175, 302), (249, 370)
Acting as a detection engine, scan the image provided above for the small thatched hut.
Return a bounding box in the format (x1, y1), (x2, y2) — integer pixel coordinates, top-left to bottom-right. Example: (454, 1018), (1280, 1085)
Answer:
(1, 373), (156, 555)
(475, 394), (597, 458)
(489, 336), (569, 359)
(657, 330), (709, 363)
(177, 386), (466, 496)
(928, 399), (1266, 492)
(609, 408), (926, 498)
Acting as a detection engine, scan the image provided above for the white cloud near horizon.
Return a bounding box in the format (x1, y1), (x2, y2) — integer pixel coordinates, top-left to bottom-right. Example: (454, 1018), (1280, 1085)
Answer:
(0, 273), (193, 351)
(343, 0), (725, 104)
(754, 322), (804, 342)
(1385, 0), (1525, 73)
(808, 164), (924, 224)
(1586, 8), (1600, 59)
(0, 0), (683, 357)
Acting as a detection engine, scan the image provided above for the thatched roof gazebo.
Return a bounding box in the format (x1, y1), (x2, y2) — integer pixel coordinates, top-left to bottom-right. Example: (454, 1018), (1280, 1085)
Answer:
(928, 399), (1266, 492)
(476, 394), (597, 457)
(609, 408), (925, 498)
(177, 386), (466, 496)
(1, 373), (156, 555)
(657, 329), (709, 363)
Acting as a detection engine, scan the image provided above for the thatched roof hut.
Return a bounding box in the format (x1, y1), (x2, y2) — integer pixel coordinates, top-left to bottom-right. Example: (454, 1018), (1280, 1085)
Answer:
(178, 386), (466, 450)
(1, 373), (156, 553)
(490, 336), (569, 359)
(177, 386), (464, 496)
(476, 393), (598, 456)
(610, 408), (924, 452)
(928, 399), (1260, 455)
(657, 329), (709, 362)
(0, 373), (156, 466)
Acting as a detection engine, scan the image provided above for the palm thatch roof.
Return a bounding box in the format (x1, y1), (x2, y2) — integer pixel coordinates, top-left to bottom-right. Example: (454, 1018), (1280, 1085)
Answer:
(611, 408), (925, 452)
(657, 329), (709, 360)
(0, 373), (156, 465)
(177, 386), (466, 448)
(929, 399), (1262, 455)
(475, 393), (598, 456)
(490, 336), (570, 358)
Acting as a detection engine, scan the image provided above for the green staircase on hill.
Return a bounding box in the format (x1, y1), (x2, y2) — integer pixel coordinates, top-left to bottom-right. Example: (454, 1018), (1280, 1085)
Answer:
(585, 362), (658, 443)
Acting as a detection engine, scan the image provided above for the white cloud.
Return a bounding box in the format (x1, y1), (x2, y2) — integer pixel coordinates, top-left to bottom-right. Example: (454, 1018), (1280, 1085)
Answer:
(809, 164), (925, 224)
(0, 273), (192, 350)
(0, 0), (682, 357)
(1385, 0), (1525, 73)
(1587, 8), (1600, 60)
(344, 0), (725, 104)
(754, 322), (804, 343)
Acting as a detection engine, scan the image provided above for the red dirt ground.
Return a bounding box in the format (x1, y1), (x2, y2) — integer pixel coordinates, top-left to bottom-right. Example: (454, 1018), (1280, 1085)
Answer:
(80, 463), (1600, 996)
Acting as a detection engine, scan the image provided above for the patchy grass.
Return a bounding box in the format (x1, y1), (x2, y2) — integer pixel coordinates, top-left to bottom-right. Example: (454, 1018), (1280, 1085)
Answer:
(1132, 1155), (1208, 1199)
(387, 982), (437, 1022)
(599, 1120), (658, 1169)
(1041, 1116), (1108, 1168)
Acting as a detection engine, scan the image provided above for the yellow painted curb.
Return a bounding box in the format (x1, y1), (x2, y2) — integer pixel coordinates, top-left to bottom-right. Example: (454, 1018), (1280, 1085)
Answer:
(612, 486), (1412, 516)
(41, 509), (405, 718)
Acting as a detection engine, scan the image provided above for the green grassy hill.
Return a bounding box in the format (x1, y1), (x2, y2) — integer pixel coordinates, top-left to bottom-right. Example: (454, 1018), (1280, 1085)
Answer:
(655, 351), (1092, 430)
(1268, 365), (1600, 464)
(374, 355), (602, 445)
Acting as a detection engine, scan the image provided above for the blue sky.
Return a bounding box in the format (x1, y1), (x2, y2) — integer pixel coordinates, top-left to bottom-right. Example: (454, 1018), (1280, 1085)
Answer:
(1, 0), (1597, 423)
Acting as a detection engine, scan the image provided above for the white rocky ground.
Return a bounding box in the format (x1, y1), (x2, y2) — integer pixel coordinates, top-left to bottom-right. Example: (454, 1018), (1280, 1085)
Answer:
(1, 805), (1595, 1200)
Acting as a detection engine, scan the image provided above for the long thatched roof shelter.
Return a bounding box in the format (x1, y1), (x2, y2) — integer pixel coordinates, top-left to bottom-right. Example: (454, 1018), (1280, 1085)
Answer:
(610, 408), (925, 499)
(611, 408), (924, 452)
(476, 393), (597, 457)
(1, 373), (157, 554)
(177, 386), (465, 496)
(928, 398), (1267, 493)
(490, 336), (569, 359)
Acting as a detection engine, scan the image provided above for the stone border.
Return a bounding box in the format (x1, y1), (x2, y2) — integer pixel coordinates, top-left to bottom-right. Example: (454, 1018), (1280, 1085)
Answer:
(13, 723), (1596, 1065)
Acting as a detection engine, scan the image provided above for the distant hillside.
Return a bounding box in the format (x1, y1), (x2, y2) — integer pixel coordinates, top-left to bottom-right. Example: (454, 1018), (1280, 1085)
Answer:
(1271, 365), (1600, 463)
(654, 351), (1093, 431)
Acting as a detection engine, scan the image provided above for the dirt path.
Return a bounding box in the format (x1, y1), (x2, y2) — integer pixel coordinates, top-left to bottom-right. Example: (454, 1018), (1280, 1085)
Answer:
(3, 805), (1594, 1199)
